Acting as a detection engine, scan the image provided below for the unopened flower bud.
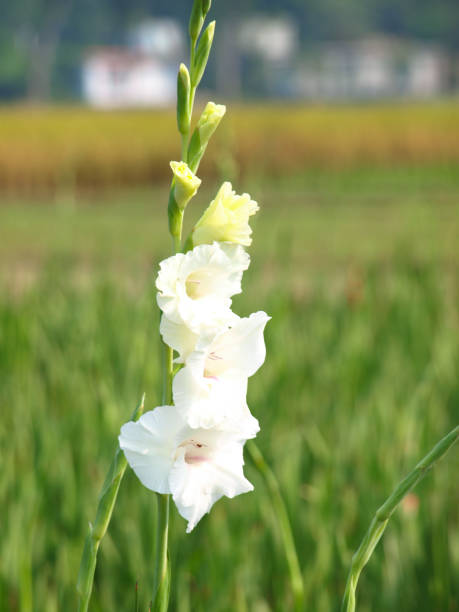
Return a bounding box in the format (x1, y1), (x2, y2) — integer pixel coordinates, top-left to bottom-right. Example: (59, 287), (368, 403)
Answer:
(188, 101), (226, 172)
(170, 161), (201, 210)
(190, 21), (215, 87)
(201, 0), (212, 16)
(188, 0), (204, 44)
(177, 64), (191, 135)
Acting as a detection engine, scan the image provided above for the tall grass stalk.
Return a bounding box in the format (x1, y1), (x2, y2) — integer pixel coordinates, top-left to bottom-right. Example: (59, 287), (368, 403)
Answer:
(247, 441), (304, 611)
(341, 424), (459, 612)
(77, 395), (145, 611)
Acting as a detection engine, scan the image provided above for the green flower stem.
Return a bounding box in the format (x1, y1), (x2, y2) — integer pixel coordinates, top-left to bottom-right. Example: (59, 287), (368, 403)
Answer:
(155, 3), (213, 607)
(190, 45), (196, 79)
(188, 86), (197, 127)
(341, 424), (459, 612)
(247, 441), (304, 611)
(181, 135), (189, 165)
(180, 84), (196, 163)
(77, 395), (145, 612)
(154, 195), (185, 612)
(167, 189), (184, 253)
(152, 494), (171, 611)
(152, 349), (173, 609)
(162, 343), (174, 405)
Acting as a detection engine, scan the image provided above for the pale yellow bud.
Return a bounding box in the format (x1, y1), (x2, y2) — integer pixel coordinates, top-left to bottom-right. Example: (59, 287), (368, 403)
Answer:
(188, 101), (226, 172)
(170, 161), (201, 210)
(192, 182), (259, 247)
(197, 102), (226, 142)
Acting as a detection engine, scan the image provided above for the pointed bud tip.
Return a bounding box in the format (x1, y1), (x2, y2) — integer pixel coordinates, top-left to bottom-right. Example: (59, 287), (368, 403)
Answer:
(179, 63), (190, 77)
(202, 0), (212, 15)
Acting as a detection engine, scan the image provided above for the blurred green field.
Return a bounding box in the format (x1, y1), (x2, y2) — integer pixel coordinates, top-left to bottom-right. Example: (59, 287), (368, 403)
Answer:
(1, 165), (459, 611)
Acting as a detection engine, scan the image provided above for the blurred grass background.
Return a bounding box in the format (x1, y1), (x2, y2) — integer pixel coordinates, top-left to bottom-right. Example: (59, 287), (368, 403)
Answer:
(1, 103), (459, 611)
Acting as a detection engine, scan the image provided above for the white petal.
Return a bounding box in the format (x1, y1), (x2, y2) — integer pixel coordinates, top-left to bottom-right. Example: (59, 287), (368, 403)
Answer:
(198, 311), (271, 378)
(119, 406), (183, 494)
(156, 242), (249, 332)
(173, 359), (259, 437)
(159, 315), (198, 363)
(169, 434), (253, 532)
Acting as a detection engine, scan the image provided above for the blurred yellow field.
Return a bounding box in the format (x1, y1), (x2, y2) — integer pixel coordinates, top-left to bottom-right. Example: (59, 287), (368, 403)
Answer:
(0, 102), (458, 194)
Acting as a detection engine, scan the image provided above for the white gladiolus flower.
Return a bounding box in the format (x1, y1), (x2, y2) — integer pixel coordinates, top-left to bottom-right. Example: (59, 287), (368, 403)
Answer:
(173, 364), (256, 434)
(173, 312), (270, 431)
(119, 406), (253, 532)
(159, 314), (201, 363)
(156, 242), (249, 333)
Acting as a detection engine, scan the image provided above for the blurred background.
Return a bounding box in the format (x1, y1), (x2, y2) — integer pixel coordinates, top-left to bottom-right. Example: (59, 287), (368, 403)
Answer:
(1, 1), (458, 611)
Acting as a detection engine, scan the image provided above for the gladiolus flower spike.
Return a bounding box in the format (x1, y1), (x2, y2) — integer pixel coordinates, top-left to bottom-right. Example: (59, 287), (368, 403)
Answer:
(119, 0), (269, 533)
(81, 2), (277, 610)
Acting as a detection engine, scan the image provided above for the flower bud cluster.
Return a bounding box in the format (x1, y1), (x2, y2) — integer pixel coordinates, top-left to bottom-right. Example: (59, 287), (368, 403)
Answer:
(120, 192), (268, 532)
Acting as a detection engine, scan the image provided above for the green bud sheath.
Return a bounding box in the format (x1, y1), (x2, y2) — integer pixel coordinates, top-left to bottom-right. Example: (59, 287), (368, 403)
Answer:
(190, 21), (215, 87)
(201, 0), (212, 16)
(177, 64), (191, 135)
(189, 0), (204, 44)
(168, 190), (183, 241)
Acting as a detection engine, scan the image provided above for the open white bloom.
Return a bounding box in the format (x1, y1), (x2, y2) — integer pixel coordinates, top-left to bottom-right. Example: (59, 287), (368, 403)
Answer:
(159, 314), (201, 364)
(191, 182), (259, 247)
(156, 242), (249, 333)
(119, 406), (253, 532)
(173, 312), (270, 431)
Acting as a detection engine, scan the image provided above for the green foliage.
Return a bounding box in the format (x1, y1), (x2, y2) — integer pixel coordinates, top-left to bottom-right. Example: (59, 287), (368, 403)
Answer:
(77, 395), (145, 611)
(341, 426), (459, 611)
(1, 171), (458, 610)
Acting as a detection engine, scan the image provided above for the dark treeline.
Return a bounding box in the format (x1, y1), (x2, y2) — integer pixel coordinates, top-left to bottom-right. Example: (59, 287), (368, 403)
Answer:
(0, 0), (458, 100)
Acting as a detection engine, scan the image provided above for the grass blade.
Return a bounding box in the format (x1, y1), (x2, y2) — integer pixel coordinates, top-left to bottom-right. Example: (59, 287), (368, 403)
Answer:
(247, 440), (304, 611)
(341, 424), (459, 612)
(77, 394), (145, 611)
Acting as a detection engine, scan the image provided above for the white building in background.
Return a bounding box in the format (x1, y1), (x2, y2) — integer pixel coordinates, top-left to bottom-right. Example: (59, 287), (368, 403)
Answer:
(82, 19), (184, 108)
(82, 19), (451, 105)
(128, 19), (184, 59)
(238, 17), (298, 63)
(295, 36), (447, 100)
(82, 49), (175, 108)
(215, 15), (298, 98)
(408, 49), (446, 97)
